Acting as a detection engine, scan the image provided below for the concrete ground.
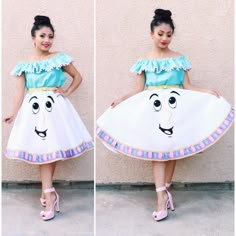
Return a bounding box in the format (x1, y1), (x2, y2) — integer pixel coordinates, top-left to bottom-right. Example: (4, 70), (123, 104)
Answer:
(2, 187), (234, 236)
(96, 190), (234, 236)
(2, 188), (94, 236)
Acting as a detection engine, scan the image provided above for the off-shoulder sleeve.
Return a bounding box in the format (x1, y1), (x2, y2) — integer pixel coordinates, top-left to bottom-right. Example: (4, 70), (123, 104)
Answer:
(130, 56), (192, 74)
(11, 62), (26, 76)
(130, 59), (147, 74)
(10, 52), (74, 76)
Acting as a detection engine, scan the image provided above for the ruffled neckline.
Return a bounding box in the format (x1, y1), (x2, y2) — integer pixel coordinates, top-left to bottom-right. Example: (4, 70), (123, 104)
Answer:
(11, 52), (73, 76)
(130, 55), (191, 74)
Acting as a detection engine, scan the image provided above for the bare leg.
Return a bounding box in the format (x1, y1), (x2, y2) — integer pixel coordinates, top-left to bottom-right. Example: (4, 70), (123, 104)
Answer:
(40, 162), (56, 199)
(152, 161), (168, 211)
(165, 160), (177, 188)
(39, 162), (57, 211)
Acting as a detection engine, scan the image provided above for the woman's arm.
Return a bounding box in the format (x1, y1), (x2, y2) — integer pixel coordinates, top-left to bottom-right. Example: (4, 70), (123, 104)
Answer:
(54, 64), (83, 97)
(183, 72), (220, 97)
(111, 72), (145, 108)
(3, 75), (26, 124)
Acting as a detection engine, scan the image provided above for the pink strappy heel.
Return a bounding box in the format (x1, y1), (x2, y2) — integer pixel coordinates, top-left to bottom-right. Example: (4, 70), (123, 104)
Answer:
(40, 187), (60, 221)
(152, 186), (174, 221)
(165, 182), (175, 211)
(40, 187), (59, 207)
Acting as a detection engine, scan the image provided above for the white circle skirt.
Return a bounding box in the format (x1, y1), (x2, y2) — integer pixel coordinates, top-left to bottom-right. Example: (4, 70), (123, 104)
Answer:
(5, 91), (94, 164)
(96, 88), (234, 161)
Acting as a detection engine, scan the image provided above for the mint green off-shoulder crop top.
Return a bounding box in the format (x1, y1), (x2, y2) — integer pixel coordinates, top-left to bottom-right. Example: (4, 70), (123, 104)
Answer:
(11, 52), (73, 90)
(130, 56), (191, 87)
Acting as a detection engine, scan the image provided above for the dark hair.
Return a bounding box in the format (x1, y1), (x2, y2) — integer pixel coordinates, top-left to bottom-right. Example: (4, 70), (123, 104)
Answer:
(31, 15), (55, 37)
(150, 9), (175, 33)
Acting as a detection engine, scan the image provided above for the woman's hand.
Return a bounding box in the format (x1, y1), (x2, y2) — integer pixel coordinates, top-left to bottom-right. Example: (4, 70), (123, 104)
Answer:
(3, 114), (16, 124)
(54, 86), (70, 97)
(61, 64), (83, 96)
(111, 98), (124, 108)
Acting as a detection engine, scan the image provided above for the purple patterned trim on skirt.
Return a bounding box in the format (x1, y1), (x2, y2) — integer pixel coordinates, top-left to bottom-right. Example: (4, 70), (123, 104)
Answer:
(5, 141), (94, 164)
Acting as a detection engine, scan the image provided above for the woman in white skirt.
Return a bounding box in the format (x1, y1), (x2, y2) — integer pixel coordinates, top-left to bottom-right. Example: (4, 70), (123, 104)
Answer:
(3, 15), (94, 220)
(96, 9), (234, 221)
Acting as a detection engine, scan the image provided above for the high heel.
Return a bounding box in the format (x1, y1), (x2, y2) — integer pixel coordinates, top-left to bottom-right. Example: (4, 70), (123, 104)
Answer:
(165, 182), (175, 211)
(40, 187), (60, 221)
(40, 189), (59, 208)
(152, 186), (174, 221)
(166, 190), (175, 211)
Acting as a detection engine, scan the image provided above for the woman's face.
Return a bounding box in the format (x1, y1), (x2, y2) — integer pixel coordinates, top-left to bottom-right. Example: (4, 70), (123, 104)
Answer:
(32, 26), (54, 52)
(151, 23), (173, 49)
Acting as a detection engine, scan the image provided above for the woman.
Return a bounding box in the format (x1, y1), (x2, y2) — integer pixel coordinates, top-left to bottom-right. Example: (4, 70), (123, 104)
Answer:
(96, 9), (234, 221)
(3, 15), (94, 220)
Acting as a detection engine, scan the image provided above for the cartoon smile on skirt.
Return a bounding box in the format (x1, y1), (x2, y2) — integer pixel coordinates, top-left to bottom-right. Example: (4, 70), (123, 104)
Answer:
(35, 127), (48, 139)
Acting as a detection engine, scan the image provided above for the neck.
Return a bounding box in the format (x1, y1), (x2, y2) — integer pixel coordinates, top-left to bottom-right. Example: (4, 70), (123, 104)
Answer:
(152, 46), (171, 56)
(33, 48), (51, 57)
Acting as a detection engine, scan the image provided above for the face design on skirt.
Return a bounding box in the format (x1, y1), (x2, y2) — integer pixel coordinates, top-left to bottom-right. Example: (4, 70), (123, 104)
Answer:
(149, 90), (180, 137)
(28, 95), (55, 140)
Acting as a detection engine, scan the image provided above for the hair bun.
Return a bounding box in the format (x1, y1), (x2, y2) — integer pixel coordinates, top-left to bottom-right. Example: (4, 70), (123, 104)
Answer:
(154, 9), (172, 21)
(34, 15), (51, 25)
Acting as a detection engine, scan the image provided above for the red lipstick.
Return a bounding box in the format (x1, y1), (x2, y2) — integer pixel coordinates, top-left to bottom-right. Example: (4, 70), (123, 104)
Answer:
(161, 42), (168, 45)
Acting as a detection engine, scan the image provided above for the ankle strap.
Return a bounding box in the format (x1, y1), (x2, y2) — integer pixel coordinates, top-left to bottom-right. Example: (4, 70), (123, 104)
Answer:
(43, 187), (55, 193)
(155, 186), (166, 192)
